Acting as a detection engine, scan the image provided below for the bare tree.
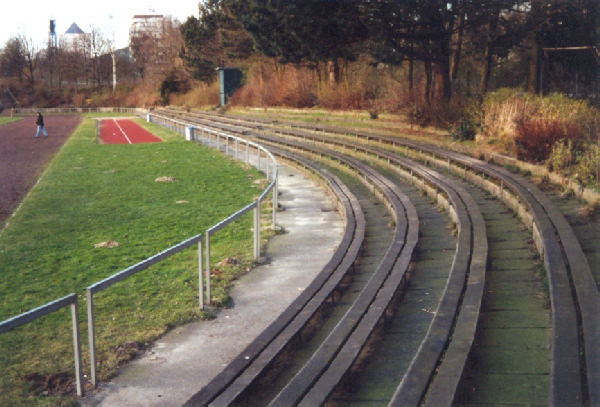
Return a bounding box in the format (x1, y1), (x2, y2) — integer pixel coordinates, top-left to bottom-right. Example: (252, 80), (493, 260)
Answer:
(1, 37), (27, 85)
(15, 34), (39, 93)
(88, 25), (109, 90)
(130, 16), (183, 85)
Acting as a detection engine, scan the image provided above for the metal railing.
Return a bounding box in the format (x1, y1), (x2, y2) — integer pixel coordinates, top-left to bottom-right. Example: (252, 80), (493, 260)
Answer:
(0, 294), (84, 396)
(12, 107), (143, 114)
(84, 113), (278, 387)
(1, 111), (278, 393)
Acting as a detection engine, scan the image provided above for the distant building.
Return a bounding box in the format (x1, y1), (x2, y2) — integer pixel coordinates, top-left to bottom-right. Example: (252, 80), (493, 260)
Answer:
(60, 22), (90, 53)
(129, 14), (170, 73)
(129, 14), (165, 41)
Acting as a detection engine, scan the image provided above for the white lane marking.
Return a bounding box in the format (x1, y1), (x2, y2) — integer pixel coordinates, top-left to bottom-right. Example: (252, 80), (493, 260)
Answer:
(113, 119), (132, 144)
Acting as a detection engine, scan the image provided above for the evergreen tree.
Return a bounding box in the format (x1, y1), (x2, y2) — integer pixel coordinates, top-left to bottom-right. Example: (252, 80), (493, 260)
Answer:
(180, 0), (253, 82)
(229, 0), (366, 83)
(365, 0), (460, 104)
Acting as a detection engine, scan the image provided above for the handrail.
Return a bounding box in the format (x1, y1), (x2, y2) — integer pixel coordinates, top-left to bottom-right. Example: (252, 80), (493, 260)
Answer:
(12, 107), (142, 114)
(0, 294), (84, 396)
(84, 112), (278, 388)
(1, 110), (279, 396)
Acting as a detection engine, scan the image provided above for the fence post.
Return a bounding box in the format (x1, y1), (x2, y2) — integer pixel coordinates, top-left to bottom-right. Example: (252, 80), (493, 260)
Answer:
(70, 300), (84, 397)
(205, 231), (211, 305)
(258, 150), (262, 175)
(272, 178), (278, 229)
(86, 288), (97, 387)
(254, 200), (261, 259)
(246, 141), (250, 164)
(185, 126), (194, 141)
(198, 239), (204, 310)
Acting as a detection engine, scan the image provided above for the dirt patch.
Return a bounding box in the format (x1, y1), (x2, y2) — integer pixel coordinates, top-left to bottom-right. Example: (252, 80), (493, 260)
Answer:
(25, 372), (76, 397)
(155, 176), (177, 183)
(94, 240), (121, 248)
(0, 115), (82, 228)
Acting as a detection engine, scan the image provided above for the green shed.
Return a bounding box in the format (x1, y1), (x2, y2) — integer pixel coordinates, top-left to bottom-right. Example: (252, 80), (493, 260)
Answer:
(216, 67), (243, 106)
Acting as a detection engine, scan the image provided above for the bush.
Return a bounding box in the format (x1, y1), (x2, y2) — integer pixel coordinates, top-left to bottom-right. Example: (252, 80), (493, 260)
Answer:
(549, 139), (577, 174)
(450, 117), (477, 141)
(576, 144), (600, 186)
(159, 69), (190, 106)
(171, 81), (220, 108)
(482, 89), (599, 152)
(407, 103), (430, 127)
(515, 118), (583, 163)
(230, 61), (317, 108)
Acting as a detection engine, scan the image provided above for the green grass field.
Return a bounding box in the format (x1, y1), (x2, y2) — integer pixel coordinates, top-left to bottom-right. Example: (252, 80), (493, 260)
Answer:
(0, 117), (23, 125)
(0, 117), (266, 406)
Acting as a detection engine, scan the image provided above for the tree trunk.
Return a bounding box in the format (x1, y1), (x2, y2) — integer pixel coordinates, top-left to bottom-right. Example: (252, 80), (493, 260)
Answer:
(480, 4), (500, 94)
(424, 59), (432, 104)
(112, 52), (117, 94)
(407, 55), (414, 96)
(328, 59), (339, 85)
(527, 30), (541, 94)
(450, 7), (465, 82)
(480, 44), (493, 93)
(433, 58), (451, 105)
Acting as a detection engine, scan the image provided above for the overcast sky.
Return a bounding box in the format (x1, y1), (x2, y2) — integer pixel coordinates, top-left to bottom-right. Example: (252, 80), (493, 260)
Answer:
(0, 1), (199, 50)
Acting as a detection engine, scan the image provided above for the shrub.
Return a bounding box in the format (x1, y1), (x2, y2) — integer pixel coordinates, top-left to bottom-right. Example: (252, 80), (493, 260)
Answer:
(407, 103), (430, 127)
(481, 89), (599, 153)
(450, 117), (478, 141)
(576, 144), (600, 186)
(515, 118), (583, 163)
(171, 81), (220, 108)
(230, 61), (317, 108)
(549, 139), (577, 174)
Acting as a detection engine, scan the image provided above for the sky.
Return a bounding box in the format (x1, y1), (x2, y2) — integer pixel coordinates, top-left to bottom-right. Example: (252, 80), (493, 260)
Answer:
(0, 1), (200, 50)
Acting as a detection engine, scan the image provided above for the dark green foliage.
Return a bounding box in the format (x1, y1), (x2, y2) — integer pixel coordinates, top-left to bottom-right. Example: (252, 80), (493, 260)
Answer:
(159, 70), (189, 105)
(450, 117), (477, 141)
(228, 0), (366, 64)
(180, 16), (219, 82)
(536, 0), (598, 95)
(179, 0), (254, 82)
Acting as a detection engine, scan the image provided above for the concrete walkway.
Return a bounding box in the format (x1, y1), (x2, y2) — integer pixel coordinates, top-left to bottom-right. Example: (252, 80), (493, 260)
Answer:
(80, 163), (343, 407)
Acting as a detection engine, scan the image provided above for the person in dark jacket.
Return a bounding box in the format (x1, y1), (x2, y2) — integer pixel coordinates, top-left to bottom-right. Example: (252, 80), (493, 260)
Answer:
(35, 112), (48, 138)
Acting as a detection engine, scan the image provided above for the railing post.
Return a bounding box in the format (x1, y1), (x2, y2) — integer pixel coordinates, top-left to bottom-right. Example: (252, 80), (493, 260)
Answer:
(265, 158), (269, 180)
(198, 239), (204, 310)
(254, 200), (261, 259)
(70, 299), (84, 397)
(272, 178), (278, 229)
(205, 231), (211, 305)
(86, 288), (97, 387)
(246, 141), (250, 164)
(258, 150), (262, 174)
(185, 126), (194, 141)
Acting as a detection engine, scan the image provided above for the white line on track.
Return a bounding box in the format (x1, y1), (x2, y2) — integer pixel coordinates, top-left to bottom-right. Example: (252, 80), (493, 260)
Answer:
(113, 119), (132, 144)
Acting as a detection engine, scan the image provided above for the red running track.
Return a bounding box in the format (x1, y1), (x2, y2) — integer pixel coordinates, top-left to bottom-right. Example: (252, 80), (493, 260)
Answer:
(99, 119), (163, 144)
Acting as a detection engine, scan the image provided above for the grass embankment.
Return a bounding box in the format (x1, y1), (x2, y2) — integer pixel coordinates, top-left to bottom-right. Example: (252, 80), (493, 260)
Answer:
(0, 117), (265, 406)
(0, 117), (23, 125)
